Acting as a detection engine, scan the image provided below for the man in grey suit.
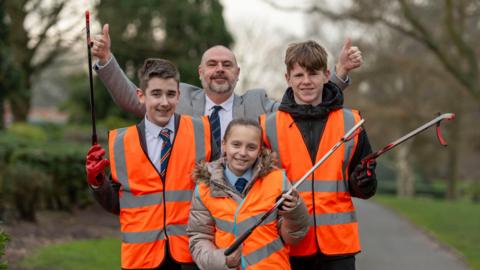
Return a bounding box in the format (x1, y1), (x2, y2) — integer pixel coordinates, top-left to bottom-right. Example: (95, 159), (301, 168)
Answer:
(92, 24), (362, 142)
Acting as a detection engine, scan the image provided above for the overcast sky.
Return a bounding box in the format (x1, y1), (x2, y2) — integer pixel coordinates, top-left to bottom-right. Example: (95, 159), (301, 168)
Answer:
(221, 0), (308, 37)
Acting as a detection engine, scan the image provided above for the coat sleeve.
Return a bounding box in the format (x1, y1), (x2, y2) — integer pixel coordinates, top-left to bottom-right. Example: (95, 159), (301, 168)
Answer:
(90, 175), (120, 215)
(329, 70), (350, 92)
(260, 90), (280, 113)
(187, 187), (236, 270)
(277, 180), (309, 245)
(94, 54), (145, 117)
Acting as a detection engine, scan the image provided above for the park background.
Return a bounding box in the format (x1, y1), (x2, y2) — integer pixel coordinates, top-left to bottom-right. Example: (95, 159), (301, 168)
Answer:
(0, 0), (479, 269)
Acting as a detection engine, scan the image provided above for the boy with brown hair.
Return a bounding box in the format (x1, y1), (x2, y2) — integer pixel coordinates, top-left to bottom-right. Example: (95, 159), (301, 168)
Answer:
(85, 58), (213, 270)
(260, 40), (377, 270)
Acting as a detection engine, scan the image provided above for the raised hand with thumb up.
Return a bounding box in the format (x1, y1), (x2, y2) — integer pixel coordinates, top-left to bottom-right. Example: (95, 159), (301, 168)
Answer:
(92, 24), (111, 65)
(336, 38), (363, 79)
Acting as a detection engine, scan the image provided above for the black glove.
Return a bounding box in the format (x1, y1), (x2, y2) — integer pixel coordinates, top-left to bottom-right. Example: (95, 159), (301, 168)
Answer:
(351, 160), (377, 187)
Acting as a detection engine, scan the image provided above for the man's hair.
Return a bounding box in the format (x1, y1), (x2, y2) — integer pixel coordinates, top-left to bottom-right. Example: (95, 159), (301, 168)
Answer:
(284, 41), (328, 74)
(138, 58), (180, 91)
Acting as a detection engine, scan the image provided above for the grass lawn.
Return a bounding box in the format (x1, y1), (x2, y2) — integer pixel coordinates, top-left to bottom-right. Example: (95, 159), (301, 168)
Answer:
(21, 238), (120, 270)
(375, 195), (480, 270)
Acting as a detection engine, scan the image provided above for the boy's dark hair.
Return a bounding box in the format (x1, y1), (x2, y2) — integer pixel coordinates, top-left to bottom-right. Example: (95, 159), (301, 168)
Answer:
(138, 58), (180, 91)
(284, 40), (328, 74)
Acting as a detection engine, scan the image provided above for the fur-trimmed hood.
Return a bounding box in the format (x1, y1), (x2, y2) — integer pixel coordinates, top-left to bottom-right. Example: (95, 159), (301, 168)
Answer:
(192, 148), (278, 189)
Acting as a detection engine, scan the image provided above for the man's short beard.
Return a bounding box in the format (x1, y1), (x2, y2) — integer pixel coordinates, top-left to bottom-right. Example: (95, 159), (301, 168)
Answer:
(208, 82), (233, 94)
(201, 78), (238, 95)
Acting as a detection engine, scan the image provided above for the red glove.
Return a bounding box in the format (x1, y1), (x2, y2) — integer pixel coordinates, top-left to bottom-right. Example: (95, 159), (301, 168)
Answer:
(352, 160), (377, 187)
(86, 144), (110, 186)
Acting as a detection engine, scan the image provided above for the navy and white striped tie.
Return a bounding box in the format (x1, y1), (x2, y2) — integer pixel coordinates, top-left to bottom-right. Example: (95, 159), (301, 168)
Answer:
(209, 105), (223, 150)
(159, 128), (172, 178)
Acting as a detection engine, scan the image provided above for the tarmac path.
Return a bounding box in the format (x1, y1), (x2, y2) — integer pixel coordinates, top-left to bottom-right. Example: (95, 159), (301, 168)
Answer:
(354, 199), (470, 270)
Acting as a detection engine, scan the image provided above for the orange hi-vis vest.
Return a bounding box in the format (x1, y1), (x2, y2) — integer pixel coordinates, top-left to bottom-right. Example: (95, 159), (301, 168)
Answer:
(260, 109), (361, 256)
(196, 169), (291, 270)
(109, 115), (211, 269)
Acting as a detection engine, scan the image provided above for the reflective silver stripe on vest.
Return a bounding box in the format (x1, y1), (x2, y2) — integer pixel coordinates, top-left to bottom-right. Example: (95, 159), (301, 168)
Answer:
(342, 109), (355, 180)
(121, 192), (163, 208)
(113, 128), (129, 188)
(191, 116), (206, 163)
(310, 211), (357, 226)
(165, 190), (193, 202)
(122, 224), (188, 244)
(214, 211), (278, 235)
(122, 229), (165, 243)
(214, 217), (233, 233)
(293, 179), (349, 193)
(265, 113), (282, 163)
(166, 224), (188, 236)
(244, 238), (284, 266)
(120, 189), (192, 209)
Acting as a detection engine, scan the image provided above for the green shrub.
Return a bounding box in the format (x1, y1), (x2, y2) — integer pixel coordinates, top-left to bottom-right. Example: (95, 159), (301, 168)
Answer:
(10, 143), (91, 212)
(99, 115), (135, 130)
(0, 134), (30, 221)
(0, 230), (8, 270)
(0, 131), (92, 222)
(2, 162), (51, 222)
(7, 123), (48, 143)
(466, 180), (480, 203)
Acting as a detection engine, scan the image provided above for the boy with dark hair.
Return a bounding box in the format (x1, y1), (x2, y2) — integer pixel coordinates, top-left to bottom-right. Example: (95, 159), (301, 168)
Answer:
(261, 41), (377, 270)
(86, 58), (212, 270)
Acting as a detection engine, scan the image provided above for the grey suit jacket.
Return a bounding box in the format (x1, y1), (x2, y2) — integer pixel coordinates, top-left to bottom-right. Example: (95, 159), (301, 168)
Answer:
(95, 55), (349, 120)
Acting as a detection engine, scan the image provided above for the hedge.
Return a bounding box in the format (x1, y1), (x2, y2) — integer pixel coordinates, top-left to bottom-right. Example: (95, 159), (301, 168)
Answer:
(0, 132), (91, 222)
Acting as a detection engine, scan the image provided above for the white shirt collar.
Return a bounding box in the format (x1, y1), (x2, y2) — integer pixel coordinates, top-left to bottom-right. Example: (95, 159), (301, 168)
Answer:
(144, 114), (175, 137)
(205, 94), (234, 113)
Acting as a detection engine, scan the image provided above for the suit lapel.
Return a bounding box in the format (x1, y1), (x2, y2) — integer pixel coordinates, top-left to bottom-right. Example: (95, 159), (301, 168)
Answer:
(232, 94), (244, 118)
(192, 91), (206, 116)
(136, 120), (148, 154)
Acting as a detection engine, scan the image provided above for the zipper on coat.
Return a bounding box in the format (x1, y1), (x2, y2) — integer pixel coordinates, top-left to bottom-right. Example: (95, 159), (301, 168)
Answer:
(307, 120), (320, 254)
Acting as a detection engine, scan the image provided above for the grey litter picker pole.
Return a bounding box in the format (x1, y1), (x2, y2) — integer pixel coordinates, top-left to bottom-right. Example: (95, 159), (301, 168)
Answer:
(224, 119), (365, 256)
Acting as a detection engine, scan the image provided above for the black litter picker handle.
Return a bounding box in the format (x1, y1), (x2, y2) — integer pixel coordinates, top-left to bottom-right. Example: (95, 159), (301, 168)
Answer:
(86, 10), (97, 146)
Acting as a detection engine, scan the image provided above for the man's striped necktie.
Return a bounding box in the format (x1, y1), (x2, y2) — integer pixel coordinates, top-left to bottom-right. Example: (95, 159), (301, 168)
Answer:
(209, 105), (223, 150)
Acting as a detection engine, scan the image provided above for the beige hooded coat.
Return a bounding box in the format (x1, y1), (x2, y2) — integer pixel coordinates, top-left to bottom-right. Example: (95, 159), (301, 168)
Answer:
(187, 149), (309, 270)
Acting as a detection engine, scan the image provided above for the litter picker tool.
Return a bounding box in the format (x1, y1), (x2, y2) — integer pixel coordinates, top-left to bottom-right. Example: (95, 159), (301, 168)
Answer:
(360, 113), (455, 175)
(85, 10), (97, 145)
(224, 119), (365, 256)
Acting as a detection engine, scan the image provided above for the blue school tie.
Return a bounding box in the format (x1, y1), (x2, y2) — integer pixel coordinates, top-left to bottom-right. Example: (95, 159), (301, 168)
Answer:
(235, 177), (248, 194)
(209, 105), (223, 150)
(159, 128), (172, 178)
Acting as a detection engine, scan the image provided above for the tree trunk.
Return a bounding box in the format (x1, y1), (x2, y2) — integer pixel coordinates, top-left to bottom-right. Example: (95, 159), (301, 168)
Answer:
(6, 67), (30, 122)
(8, 90), (30, 122)
(395, 144), (415, 197)
(0, 100), (4, 130)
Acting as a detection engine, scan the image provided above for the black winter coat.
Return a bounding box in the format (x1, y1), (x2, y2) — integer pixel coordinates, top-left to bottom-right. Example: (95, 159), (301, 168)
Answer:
(278, 82), (377, 198)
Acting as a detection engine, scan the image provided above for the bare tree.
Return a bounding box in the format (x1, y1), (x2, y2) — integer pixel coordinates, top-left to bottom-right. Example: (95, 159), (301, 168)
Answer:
(265, 0), (480, 104)
(4, 0), (84, 121)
